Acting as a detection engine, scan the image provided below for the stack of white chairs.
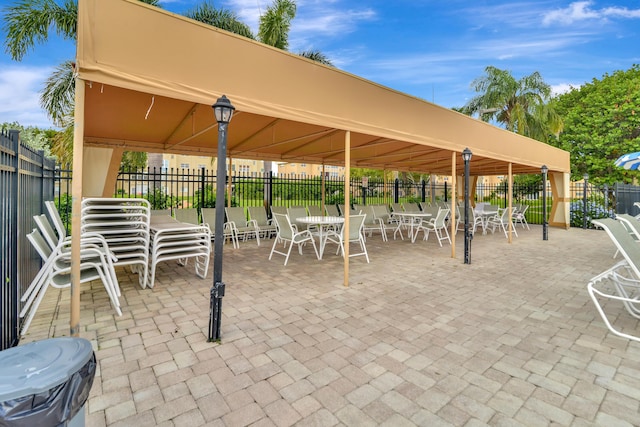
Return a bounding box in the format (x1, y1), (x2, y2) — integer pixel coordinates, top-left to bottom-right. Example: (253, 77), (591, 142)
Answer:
(148, 214), (211, 287)
(20, 204), (123, 336)
(81, 198), (151, 288)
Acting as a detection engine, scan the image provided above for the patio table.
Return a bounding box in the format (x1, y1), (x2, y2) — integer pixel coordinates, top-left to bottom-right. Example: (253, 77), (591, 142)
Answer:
(296, 216), (345, 259)
(392, 212), (432, 243)
(476, 209), (498, 235)
(148, 216), (211, 287)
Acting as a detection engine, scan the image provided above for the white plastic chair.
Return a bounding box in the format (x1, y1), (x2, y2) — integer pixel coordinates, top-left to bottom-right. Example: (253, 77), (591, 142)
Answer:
(416, 208), (452, 246)
(201, 208), (238, 249)
(486, 207), (517, 238)
(248, 206), (277, 238)
(269, 213), (319, 265)
(225, 206), (260, 245)
(21, 228), (122, 336)
(325, 214), (369, 263)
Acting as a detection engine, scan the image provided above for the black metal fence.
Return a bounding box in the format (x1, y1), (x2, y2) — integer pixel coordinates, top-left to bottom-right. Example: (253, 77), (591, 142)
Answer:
(2, 157), (636, 350)
(0, 130), (55, 350)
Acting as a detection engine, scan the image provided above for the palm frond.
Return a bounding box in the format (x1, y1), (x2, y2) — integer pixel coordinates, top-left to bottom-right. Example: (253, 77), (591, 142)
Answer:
(258, 0), (296, 50)
(3, 0), (77, 61)
(50, 117), (74, 164)
(298, 49), (334, 67)
(185, 2), (254, 39)
(40, 60), (75, 126)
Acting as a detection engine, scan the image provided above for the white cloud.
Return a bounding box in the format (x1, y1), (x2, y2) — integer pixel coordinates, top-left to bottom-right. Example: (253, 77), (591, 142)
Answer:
(551, 83), (579, 96)
(224, 0), (375, 51)
(542, 1), (640, 26)
(0, 65), (55, 128)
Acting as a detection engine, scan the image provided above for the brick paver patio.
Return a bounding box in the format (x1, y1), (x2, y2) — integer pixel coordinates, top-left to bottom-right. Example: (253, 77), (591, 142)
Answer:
(21, 225), (640, 426)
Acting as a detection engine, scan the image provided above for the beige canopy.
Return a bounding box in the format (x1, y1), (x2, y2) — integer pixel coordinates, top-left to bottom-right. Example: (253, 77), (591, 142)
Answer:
(76, 0), (569, 177)
(69, 0), (572, 334)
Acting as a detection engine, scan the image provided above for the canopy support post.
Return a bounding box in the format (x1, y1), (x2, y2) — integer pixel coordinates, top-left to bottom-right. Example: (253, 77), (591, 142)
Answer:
(450, 152), (456, 258)
(70, 78), (86, 337)
(343, 131), (350, 287)
(508, 163), (513, 244)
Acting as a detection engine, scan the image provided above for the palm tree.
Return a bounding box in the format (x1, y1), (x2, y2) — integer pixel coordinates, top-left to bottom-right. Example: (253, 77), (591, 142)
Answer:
(462, 66), (562, 143)
(3, 0), (159, 163)
(184, 3), (254, 40)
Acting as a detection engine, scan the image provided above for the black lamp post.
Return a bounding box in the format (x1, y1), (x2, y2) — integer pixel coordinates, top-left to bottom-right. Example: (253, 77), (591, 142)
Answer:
(541, 165), (548, 240)
(582, 172), (589, 230)
(209, 95), (235, 342)
(462, 148), (472, 264)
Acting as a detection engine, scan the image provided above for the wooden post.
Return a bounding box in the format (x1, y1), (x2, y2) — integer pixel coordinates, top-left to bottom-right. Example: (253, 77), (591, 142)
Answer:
(70, 78), (85, 337)
(343, 131), (350, 287)
(508, 162), (513, 244)
(321, 164), (326, 215)
(450, 152), (456, 258)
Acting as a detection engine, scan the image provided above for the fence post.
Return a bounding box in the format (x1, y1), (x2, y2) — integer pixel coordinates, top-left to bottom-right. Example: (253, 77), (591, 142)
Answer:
(583, 174), (589, 229)
(444, 181), (448, 203)
(421, 180), (426, 203)
(394, 178), (399, 203)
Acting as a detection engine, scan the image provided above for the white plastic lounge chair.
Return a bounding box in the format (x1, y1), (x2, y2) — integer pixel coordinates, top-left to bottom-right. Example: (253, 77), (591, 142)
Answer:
(174, 208), (200, 225)
(589, 218), (640, 342)
(269, 213), (319, 265)
(225, 206), (260, 245)
(201, 207), (238, 249)
(79, 198), (151, 289)
(248, 206), (277, 239)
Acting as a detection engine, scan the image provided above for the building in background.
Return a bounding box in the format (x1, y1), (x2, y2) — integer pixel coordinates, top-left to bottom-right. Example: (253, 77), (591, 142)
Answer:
(277, 162), (345, 178)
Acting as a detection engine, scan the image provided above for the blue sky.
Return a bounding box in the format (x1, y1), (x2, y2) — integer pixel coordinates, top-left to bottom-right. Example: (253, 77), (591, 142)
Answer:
(1, 0), (639, 128)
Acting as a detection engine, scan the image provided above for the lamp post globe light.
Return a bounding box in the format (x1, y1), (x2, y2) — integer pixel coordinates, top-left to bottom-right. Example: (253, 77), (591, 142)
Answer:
(541, 165), (548, 241)
(209, 95), (235, 342)
(582, 172), (589, 230)
(462, 148), (472, 264)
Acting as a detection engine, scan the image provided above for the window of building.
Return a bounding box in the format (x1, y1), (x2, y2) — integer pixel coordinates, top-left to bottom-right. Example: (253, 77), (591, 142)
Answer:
(180, 163), (189, 169)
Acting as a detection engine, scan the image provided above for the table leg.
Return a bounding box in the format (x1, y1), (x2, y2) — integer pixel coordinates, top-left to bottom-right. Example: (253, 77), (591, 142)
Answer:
(318, 226), (326, 260)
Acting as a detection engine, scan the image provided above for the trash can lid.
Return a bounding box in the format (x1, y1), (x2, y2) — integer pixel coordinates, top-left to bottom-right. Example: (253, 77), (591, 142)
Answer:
(0, 337), (94, 400)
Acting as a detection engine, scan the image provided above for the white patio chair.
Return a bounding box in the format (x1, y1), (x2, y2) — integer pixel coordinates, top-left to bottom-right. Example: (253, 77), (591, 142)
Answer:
(225, 206), (260, 245)
(486, 207), (517, 238)
(307, 205), (322, 216)
(201, 208), (239, 248)
(512, 204), (530, 229)
(248, 206), (277, 239)
(174, 208), (200, 225)
(21, 228), (122, 336)
(325, 204), (340, 217)
(325, 214), (369, 263)
(372, 205), (398, 242)
(416, 208), (451, 246)
(287, 206), (310, 232)
(269, 213), (319, 265)
(360, 206), (383, 240)
(270, 206), (287, 216)
(404, 202), (421, 213)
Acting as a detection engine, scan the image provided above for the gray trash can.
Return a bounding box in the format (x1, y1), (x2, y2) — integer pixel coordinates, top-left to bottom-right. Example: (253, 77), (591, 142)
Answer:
(0, 337), (96, 427)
